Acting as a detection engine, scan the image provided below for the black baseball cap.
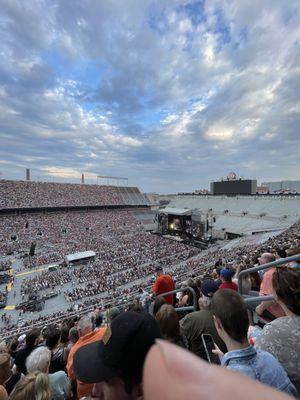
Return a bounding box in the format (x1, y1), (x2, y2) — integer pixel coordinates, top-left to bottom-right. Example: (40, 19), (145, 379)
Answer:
(201, 279), (219, 298)
(73, 311), (161, 384)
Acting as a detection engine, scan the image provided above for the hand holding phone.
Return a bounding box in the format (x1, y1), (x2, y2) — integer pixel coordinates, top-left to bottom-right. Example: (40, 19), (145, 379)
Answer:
(201, 334), (221, 364)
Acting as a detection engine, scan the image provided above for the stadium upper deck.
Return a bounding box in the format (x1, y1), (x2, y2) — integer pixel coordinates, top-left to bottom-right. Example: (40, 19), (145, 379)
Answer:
(0, 180), (149, 209)
(160, 194), (300, 235)
(162, 194), (300, 217)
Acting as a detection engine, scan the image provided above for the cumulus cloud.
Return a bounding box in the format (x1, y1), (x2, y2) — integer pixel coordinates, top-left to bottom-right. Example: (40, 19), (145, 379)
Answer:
(0, 0), (299, 192)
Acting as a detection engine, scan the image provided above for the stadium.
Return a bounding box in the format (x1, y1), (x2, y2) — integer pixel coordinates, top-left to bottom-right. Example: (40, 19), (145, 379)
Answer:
(0, 174), (299, 398)
(1, 1), (300, 399)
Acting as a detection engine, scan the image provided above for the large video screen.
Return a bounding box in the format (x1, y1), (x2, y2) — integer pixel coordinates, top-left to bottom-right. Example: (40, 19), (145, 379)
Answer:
(212, 180), (255, 195)
(167, 214), (204, 239)
(168, 215), (191, 233)
(191, 215), (204, 239)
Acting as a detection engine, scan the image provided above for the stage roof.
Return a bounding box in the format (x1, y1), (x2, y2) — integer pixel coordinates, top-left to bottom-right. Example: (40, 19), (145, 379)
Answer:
(65, 250), (96, 263)
(159, 207), (192, 216)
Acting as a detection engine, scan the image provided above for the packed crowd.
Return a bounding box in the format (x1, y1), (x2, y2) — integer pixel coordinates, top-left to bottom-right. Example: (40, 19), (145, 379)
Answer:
(18, 227), (197, 301)
(1, 217), (299, 335)
(0, 261), (10, 272)
(0, 180), (147, 209)
(0, 249), (299, 400)
(1, 204), (299, 400)
(0, 209), (138, 262)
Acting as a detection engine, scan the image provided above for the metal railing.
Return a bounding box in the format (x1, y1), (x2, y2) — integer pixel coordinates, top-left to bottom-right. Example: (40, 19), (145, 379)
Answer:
(156, 286), (198, 312)
(238, 253), (300, 304)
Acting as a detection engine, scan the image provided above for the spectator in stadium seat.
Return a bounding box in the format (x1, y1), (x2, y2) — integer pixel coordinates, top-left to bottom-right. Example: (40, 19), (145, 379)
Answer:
(248, 256), (261, 291)
(152, 296), (167, 317)
(215, 258), (223, 268)
(286, 247), (300, 268)
(60, 324), (71, 350)
(0, 342), (8, 354)
(211, 289), (297, 396)
(152, 266), (175, 305)
(255, 253), (285, 319)
(275, 248), (287, 259)
(7, 338), (18, 361)
(0, 353), (12, 400)
(94, 313), (103, 329)
(2, 345), (23, 397)
(44, 325), (66, 373)
(138, 288), (150, 312)
(252, 267), (300, 393)
(258, 252), (276, 275)
(107, 307), (121, 324)
(26, 346), (71, 400)
(218, 268), (238, 292)
(155, 304), (187, 348)
(14, 328), (41, 375)
(178, 278), (200, 310)
(73, 311), (161, 400)
(180, 279), (226, 359)
(233, 264), (251, 295)
(3, 365), (22, 396)
(126, 299), (143, 313)
(212, 267), (222, 287)
(65, 327), (79, 362)
(67, 315), (106, 399)
(8, 372), (52, 400)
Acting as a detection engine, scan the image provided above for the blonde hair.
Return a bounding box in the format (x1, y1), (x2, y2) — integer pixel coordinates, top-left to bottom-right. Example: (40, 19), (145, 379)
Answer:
(0, 341), (8, 354)
(0, 353), (12, 384)
(9, 372), (52, 400)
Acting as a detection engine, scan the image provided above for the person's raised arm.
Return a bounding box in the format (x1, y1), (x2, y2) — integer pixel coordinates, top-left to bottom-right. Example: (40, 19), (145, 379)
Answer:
(143, 340), (294, 400)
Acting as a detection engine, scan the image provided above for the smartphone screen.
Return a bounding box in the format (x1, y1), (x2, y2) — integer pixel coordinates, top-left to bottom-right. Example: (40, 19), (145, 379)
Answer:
(201, 334), (221, 364)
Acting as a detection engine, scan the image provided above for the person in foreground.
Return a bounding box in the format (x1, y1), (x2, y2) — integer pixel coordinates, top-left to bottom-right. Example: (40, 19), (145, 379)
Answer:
(73, 311), (161, 400)
(9, 372), (52, 400)
(211, 289), (297, 397)
(67, 314), (106, 399)
(143, 340), (296, 400)
(180, 279), (226, 359)
(252, 266), (300, 393)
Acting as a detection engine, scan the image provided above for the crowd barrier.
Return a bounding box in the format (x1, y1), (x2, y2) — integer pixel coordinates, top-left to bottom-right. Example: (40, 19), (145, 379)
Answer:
(238, 253), (300, 303)
(156, 286), (198, 313)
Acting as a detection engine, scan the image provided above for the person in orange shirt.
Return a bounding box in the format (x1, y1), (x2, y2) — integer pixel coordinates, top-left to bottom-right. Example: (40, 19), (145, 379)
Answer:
(73, 311), (161, 400)
(67, 314), (106, 399)
(152, 266), (175, 305)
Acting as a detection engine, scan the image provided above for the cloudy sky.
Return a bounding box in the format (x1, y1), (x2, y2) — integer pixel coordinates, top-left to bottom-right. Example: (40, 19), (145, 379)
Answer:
(0, 0), (299, 193)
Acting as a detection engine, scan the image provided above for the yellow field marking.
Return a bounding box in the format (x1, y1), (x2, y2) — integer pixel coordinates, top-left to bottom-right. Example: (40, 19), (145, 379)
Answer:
(8, 269), (14, 275)
(15, 267), (47, 277)
(3, 305), (15, 310)
(6, 283), (12, 292)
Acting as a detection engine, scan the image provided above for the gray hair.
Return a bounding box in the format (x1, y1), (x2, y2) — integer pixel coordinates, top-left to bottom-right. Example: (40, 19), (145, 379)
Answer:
(26, 346), (51, 373)
(77, 314), (93, 335)
(260, 252), (276, 264)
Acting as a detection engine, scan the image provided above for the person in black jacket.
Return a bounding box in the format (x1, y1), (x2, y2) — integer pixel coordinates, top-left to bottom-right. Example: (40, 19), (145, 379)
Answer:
(14, 328), (41, 374)
(44, 325), (66, 373)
